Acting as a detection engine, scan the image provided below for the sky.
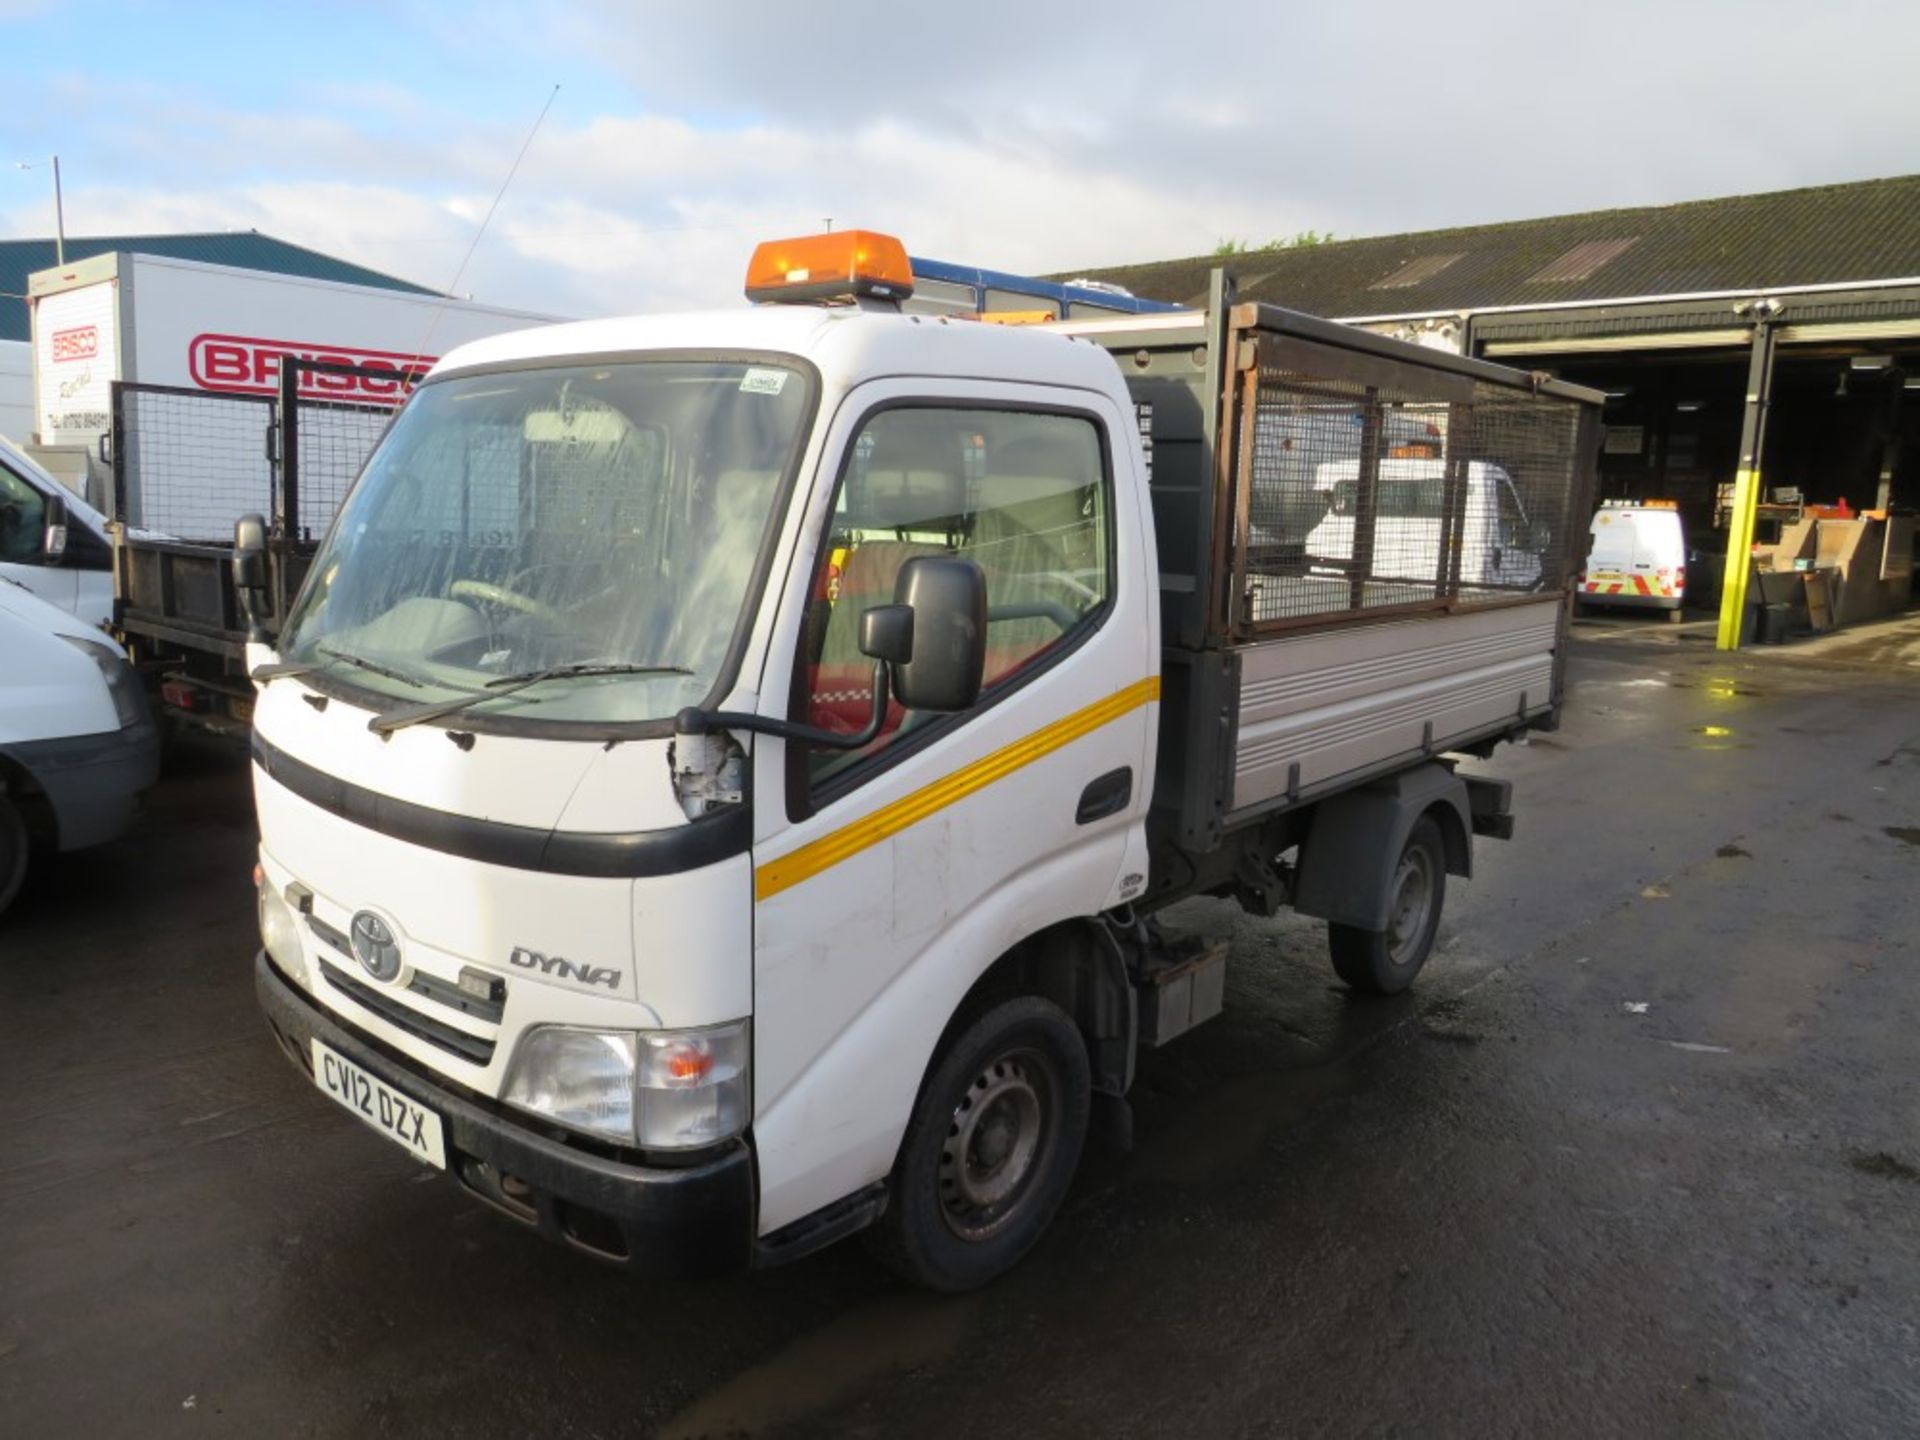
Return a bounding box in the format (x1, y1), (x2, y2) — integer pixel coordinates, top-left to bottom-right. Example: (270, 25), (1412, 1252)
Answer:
(3, 1), (1916, 319)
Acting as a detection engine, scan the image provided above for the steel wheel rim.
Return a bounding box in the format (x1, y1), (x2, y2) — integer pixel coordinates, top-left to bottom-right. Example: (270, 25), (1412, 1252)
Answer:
(939, 1048), (1052, 1242)
(1386, 845), (1434, 965)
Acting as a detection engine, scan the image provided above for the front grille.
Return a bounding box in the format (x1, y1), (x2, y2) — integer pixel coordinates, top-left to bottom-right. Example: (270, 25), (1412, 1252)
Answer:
(318, 959), (497, 1066)
(307, 914), (506, 1024)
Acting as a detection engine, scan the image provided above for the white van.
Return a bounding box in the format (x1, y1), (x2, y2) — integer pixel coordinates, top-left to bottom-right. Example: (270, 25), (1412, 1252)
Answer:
(1305, 458), (1547, 591)
(0, 436), (115, 629)
(1579, 501), (1686, 614)
(0, 575), (160, 914)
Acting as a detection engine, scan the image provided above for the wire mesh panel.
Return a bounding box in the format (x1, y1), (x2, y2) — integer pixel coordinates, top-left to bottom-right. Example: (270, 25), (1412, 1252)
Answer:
(112, 383), (274, 541)
(1237, 333), (1587, 629)
(280, 359), (422, 544)
(288, 401), (394, 541)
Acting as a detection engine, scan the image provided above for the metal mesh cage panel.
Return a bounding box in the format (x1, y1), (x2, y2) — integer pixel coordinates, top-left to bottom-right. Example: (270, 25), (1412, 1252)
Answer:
(114, 385), (273, 541)
(290, 401), (393, 541)
(1240, 352), (1584, 626)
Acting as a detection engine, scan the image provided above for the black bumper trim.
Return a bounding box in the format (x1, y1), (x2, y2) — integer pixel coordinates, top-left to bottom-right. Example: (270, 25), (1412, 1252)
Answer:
(255, 951), (755, 1276)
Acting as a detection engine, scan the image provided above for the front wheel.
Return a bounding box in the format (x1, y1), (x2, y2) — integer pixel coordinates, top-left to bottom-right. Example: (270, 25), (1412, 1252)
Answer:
(866, 996), (1090, 1291)
(0, 790), (29, 918)
(1329, 814), (1446, 995)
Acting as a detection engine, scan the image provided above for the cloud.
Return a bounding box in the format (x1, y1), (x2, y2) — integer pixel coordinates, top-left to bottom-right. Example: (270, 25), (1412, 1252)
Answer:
(4, 1), (1918, 319)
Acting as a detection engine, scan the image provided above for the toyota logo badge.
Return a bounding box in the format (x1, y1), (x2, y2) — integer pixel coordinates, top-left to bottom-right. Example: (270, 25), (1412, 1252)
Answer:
(349, 911), (403, 983)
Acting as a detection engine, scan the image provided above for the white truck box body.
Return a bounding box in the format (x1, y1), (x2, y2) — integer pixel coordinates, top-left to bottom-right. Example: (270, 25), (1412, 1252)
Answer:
(28, 251), (557, 449)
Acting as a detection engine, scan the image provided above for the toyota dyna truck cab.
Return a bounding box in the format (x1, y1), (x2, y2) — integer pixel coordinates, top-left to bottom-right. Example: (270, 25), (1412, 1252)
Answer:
(248, 231), (1600, 1289)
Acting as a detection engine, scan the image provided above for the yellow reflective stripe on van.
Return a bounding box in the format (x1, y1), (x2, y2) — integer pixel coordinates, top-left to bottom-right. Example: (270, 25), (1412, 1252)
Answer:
(753, 675), (1161, 902)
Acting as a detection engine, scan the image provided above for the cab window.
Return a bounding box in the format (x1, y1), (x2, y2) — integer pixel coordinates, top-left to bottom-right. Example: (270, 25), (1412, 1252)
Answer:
(0, 463), (47, 564)
(796, 406), (1112, 792)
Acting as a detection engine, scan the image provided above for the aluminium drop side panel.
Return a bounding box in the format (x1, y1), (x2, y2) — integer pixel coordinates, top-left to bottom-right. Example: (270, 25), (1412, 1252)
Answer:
(1228, 600), (1561, 818)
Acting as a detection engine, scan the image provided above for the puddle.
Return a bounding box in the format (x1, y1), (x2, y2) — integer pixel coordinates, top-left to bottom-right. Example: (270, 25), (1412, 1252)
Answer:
(1884, 827), (1920, 848)
(1693, 725), (1735, 738)
(1420, 1026), (1482, 1047)
(1715, 843), (1752, 859)
(1851, 1151), (1920, 1183)
(1705, 679), (1765, 699)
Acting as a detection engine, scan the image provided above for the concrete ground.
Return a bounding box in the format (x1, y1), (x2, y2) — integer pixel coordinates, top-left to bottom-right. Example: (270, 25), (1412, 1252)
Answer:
(3, 618), (1919, 1439)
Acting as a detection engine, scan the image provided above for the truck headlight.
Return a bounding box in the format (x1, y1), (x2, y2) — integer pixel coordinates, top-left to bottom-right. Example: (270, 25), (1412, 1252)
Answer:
(501, 1021), (749, 1151)
(257, 874), (305, 984)
(500, 1029), (638, 1145)
(57, 634), (148, 731)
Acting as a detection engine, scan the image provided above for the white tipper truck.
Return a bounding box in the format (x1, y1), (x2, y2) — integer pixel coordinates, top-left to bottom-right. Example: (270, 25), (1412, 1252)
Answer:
(246, 231), (1599, 1289)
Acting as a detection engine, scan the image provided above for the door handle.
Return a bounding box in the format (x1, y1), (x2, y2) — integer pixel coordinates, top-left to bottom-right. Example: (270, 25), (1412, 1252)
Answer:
(1076, 767), (1133, 825)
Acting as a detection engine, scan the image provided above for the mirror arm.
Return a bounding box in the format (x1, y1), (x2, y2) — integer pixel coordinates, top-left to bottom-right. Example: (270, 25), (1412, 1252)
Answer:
(676, 659), (890, 752)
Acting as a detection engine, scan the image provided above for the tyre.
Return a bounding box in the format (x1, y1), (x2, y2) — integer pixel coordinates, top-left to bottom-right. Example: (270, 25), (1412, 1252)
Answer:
(0, 790), (29, 918)
(866, 996), (1091, 1291)
(1328, 814), (1446, 996)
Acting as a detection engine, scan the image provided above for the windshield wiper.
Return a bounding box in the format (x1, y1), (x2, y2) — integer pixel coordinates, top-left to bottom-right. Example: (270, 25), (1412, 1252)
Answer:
(367, 661), (693, 735)
(253, 644), (430, 689)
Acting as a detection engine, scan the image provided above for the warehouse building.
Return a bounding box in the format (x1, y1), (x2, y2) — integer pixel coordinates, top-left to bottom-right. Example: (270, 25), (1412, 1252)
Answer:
(1086, 175), (1920, 637)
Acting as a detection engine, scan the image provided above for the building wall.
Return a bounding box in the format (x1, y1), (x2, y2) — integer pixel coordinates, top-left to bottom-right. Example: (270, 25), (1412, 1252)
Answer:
(0, 339), (31, 444)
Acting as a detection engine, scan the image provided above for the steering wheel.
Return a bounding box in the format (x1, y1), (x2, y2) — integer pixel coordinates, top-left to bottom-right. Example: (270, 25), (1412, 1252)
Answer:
(449, 578), (568, 626)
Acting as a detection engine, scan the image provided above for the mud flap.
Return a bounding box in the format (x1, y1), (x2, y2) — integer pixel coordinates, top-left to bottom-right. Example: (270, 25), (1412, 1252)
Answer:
(1291, 764), (1472, 933)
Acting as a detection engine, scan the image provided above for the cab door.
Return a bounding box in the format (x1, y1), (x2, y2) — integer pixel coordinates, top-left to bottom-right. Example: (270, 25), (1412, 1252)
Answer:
(0, 459), (78, 617)
(747, 379), (1156, 1235)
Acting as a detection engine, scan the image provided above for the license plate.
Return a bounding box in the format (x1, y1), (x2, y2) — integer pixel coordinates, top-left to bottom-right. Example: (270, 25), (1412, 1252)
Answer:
(1589, 570), (1626, 584)
(309, 1038), (447, 1169)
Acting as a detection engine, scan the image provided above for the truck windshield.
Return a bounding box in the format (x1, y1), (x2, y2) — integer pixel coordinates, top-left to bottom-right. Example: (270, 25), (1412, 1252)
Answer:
(278, 359), (813, 726)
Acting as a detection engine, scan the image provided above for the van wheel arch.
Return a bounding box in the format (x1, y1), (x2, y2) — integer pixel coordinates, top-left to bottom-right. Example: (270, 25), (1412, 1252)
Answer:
(0, 758), (47, 916)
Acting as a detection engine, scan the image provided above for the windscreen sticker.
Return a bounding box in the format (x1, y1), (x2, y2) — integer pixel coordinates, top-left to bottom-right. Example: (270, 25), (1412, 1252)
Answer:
(739, 368), (788, 396)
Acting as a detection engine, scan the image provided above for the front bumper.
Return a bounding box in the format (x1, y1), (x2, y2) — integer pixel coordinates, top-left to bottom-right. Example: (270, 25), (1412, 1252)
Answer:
(7, 719), (161, 852)
(255, 951), (755, 1276)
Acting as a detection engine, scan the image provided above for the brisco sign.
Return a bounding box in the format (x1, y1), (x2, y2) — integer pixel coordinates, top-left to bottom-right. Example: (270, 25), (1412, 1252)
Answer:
(188, 333), (436, 405)
(51, 326), (98, 363)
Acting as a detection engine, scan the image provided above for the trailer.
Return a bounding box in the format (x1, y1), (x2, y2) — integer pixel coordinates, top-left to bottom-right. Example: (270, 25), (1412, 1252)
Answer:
(241, 229), (1600, 1291)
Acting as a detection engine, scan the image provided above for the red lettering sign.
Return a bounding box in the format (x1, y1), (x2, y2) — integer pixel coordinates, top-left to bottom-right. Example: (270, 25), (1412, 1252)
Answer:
(51, 326), (98, 363)
(187, 333), (437, 406)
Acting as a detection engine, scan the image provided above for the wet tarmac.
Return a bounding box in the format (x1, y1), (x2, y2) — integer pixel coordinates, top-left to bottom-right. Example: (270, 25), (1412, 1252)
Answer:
(4, 623), (1919, 1438)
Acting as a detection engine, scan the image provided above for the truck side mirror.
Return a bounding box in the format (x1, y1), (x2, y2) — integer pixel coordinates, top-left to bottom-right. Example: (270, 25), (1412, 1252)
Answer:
(857, 603), (914, 667)
(42, 492), (68, 562)
(233, 512), (271, 641)
(890, 555), (987, 713)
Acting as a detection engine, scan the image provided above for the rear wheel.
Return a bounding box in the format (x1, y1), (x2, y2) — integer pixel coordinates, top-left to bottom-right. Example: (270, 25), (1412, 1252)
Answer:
(866, 996), (1090, 1291)
(1329, 815), (1446, 995)
(0, 791), (29, 918)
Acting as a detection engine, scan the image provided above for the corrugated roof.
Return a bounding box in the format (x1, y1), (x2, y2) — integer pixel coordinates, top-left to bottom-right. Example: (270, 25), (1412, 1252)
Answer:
(0, 231), (439, 343)
(1064, 175), (1920, 319)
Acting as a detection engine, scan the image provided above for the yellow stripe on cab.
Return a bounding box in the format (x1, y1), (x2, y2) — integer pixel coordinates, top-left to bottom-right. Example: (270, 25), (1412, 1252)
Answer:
(753, 675), (1161, 902)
